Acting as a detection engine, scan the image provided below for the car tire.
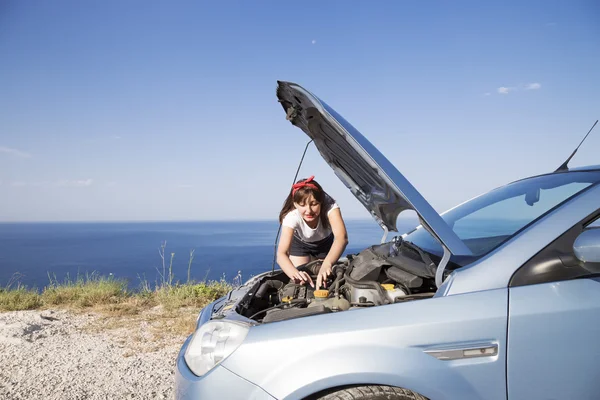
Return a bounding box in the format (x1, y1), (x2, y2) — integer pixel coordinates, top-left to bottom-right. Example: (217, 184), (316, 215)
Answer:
(316, 385), (429, 400)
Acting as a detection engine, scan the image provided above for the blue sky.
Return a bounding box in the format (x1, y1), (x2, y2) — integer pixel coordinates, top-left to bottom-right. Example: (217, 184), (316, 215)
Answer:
(1, 0), (599, 222)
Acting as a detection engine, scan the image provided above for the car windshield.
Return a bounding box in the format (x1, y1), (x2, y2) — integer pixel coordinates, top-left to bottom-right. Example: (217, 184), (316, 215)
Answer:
(404, 170), (600, 257)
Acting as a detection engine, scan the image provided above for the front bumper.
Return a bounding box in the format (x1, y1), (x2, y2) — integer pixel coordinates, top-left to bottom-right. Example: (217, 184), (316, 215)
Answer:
(174, 335), (276, 400)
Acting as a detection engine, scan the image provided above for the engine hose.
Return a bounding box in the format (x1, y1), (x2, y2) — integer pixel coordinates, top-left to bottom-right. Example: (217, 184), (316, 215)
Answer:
(334, 278), (345, 297)
(324, 268), (344, 293)
(344, 274), (391, 305)
(317, 264), (344, 292)
(297, 259), (323, 276)
(255, 280), (284, 299)
(329, 271), (345, 296)
(248, 299), (306, 320)
(396, 282), (412, 295)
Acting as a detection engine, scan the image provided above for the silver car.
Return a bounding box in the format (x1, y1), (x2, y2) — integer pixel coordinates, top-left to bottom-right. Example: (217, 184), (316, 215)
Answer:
(174, 81), (600, 400)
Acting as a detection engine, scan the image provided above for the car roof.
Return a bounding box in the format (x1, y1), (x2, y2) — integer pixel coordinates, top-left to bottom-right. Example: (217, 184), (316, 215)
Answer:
(567, 164), (600, 172)
(506, 165), (600, 186)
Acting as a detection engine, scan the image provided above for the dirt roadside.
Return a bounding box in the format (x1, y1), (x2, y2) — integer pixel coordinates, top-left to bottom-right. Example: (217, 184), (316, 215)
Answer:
(0, 309), (189, 400)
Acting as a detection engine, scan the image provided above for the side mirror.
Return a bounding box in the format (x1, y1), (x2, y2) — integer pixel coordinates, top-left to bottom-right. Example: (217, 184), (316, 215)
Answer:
(573, 229), (600, 273)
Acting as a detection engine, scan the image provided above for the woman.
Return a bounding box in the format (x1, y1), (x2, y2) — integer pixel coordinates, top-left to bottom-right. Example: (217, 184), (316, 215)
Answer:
(277, 176), (348, 290)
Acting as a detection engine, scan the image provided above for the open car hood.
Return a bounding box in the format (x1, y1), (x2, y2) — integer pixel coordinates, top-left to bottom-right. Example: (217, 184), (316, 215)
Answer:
(276, 81), (472, 256)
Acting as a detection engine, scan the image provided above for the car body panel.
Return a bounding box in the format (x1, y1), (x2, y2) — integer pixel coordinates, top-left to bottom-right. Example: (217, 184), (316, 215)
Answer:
(559, 164), (600, 172)
(223, 288), (508, 400)
(276, 81), (472, 256)
(174, 80), (600, 400)
(175, 336), (276, 400)
(441, 183), (600, 296)
(507, 278), (600, 398)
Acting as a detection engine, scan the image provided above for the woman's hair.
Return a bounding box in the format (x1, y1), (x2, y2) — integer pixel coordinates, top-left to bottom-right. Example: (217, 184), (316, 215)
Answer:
(278, 177), (332, 230)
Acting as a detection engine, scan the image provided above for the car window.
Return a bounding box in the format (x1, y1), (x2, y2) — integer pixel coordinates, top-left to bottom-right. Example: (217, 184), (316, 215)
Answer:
(587, 217), (600, 228)
(452, 182), (590, 239)
(404, 171), (600, 257)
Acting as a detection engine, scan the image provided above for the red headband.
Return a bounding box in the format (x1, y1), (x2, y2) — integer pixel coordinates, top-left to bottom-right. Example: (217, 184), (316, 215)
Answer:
(292, 176), (317, 196)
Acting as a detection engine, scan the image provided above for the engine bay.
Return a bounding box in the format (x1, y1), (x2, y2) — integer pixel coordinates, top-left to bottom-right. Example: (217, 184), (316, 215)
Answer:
(238, 237), (438, 323)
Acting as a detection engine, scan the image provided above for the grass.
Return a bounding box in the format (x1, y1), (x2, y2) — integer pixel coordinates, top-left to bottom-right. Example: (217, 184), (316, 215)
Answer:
(1, 243), (235, 335)
(0, 286), (43, 311)
(0, 274), (232, 311)
(0, 274), (233, 335)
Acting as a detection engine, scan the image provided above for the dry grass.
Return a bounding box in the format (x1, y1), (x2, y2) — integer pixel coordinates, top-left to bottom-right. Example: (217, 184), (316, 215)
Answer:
(42, 273), (129, 308)
(0, 286), (43, 311)
(82, 306), (203, 350)
(152, 281), (232, 310)
(1, 273), (233, 336)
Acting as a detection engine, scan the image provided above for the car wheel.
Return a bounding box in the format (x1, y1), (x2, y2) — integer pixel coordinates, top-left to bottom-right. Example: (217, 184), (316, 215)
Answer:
(316, 385), (429, 400)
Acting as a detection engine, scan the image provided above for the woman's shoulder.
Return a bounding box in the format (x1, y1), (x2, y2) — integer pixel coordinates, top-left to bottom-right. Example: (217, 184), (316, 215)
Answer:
(324, 193), (340, 213)
(284, 208), (301, 217)
(281, 209), (301, 227)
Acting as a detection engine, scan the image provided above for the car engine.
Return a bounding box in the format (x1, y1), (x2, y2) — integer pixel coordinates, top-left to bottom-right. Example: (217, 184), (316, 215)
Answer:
(239, 237), (438, 323)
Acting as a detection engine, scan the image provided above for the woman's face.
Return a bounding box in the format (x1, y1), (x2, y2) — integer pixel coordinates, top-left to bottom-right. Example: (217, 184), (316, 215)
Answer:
(294, 194), (321, 225)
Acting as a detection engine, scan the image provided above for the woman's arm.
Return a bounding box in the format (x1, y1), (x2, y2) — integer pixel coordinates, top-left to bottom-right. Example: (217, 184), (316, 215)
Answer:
(277, 226), (314, 287)
(317, 208), (349, 289)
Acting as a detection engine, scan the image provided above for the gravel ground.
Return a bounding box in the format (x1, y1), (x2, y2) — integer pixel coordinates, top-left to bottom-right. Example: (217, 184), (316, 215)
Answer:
(0, 309), (188, 400)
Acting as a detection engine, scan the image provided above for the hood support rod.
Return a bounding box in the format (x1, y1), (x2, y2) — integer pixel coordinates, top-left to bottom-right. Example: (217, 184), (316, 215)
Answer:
(380, 226), (389, 244)
(271, 139), (314, 273)
(435, 245), (452, 289)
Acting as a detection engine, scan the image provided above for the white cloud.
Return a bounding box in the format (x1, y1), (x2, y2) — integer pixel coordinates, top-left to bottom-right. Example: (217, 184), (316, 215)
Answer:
(496, 83), (540, 95)
(525, 82), (541, 90)
(10, 179), (93, 187)
(311, 40), (316, 45)
(58, 179), (93, 187)
(177, 184), (193, 189)
(0, 146), (32, 158)
(484, 92), (491, 96)
(113, 135), (122, 139)
(77, 179), (93, 186)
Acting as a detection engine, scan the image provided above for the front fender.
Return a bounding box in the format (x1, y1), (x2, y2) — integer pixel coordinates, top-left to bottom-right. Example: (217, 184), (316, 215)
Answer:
(275, 345), (481, 400)
(223, 289), (508, 400)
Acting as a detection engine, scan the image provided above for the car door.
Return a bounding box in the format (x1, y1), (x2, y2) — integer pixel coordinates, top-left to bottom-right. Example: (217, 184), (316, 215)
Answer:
(506, 215), (600, 399)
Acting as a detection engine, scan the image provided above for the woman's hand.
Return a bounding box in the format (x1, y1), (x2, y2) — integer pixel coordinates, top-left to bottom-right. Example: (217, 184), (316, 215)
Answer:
(316, 261), (333, 289)
(291, 269), (314, 288)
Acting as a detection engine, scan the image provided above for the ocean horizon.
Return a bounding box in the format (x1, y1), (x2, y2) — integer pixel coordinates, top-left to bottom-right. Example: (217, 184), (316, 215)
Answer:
(0, 218), (419, 291)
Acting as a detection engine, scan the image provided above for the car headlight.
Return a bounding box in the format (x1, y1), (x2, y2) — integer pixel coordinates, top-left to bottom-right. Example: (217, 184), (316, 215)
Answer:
(184, 320), (249, 376)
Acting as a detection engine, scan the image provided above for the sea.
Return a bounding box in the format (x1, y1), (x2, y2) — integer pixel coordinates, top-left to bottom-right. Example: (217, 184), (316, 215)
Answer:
(0, 219), (418, 291)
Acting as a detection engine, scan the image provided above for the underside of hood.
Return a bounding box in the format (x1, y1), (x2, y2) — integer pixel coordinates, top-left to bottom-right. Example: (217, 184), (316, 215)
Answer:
(276, 81), (472, 256)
